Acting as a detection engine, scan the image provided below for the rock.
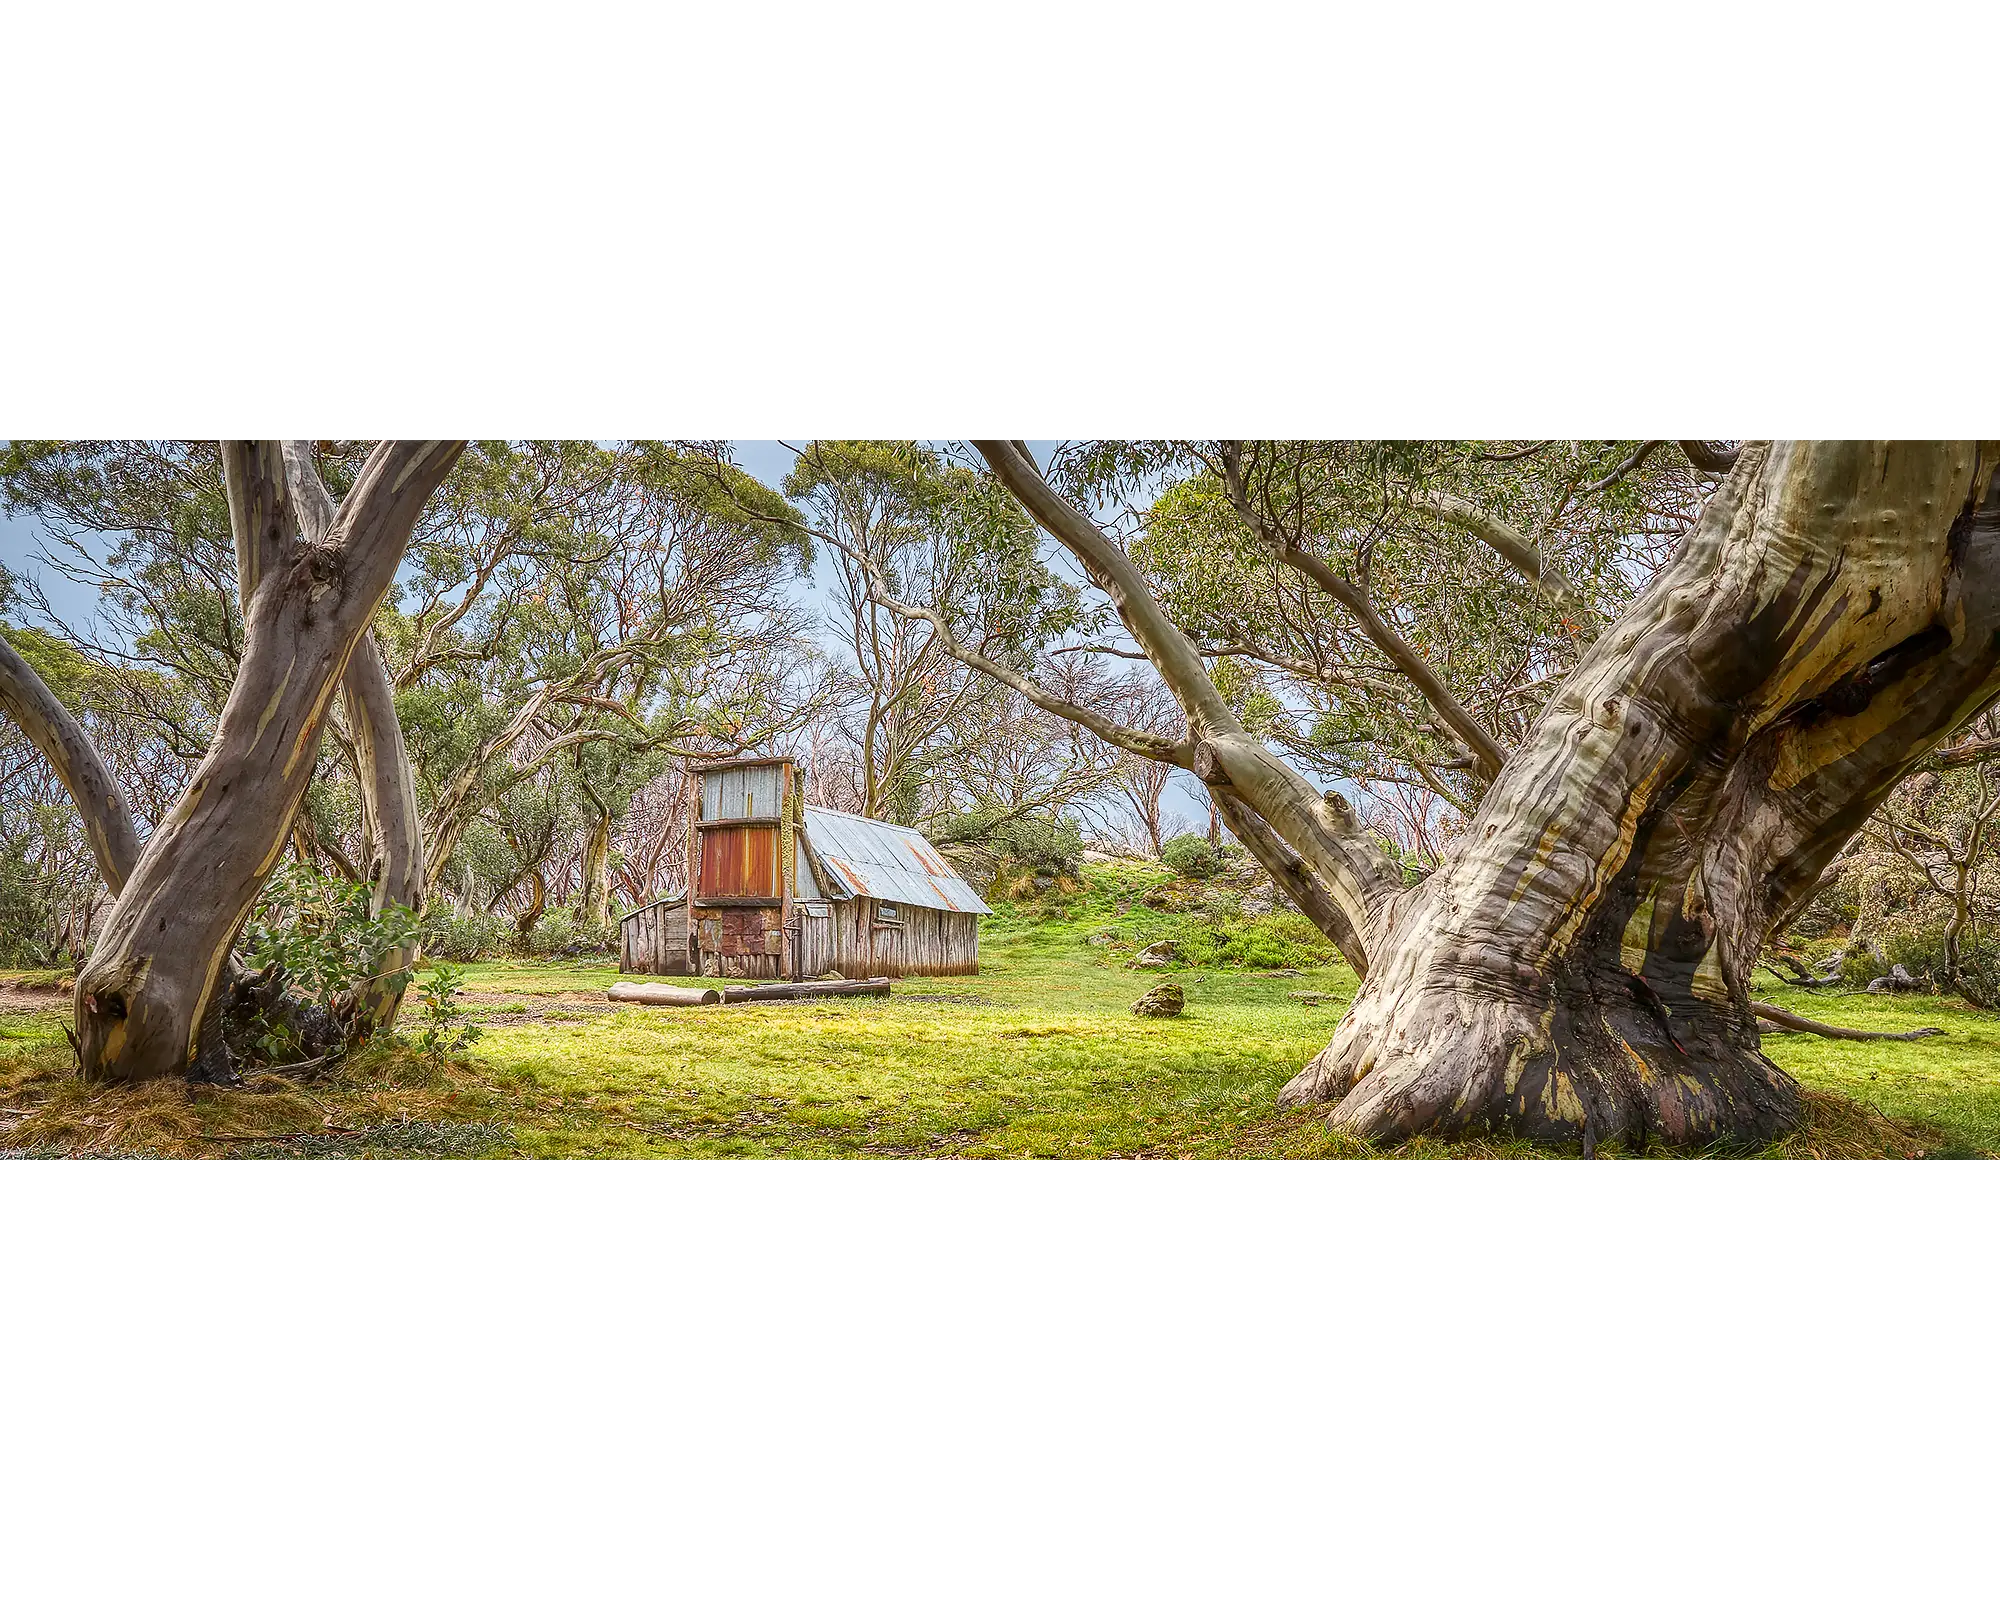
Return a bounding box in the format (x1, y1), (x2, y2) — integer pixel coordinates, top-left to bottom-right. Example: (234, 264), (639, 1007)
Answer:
(1083, 930), (1123, 948)
(1242, 892), (1275, 917)
(1127, 939), (1180, 969)
(1131, 982), (1184, 1018)
(1080, 849), (1118, 865)
(821, 970), (845, 982)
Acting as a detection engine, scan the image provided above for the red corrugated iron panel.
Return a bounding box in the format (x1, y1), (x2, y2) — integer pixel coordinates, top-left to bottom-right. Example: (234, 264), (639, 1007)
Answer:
(699, 825), (779, 898)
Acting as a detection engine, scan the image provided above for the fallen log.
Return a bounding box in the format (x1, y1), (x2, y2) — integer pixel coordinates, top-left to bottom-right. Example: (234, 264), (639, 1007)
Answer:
(1750, 1000), (1944, 1042)
(607, 982), (723, 1006)
(722, 978), (892, 1003)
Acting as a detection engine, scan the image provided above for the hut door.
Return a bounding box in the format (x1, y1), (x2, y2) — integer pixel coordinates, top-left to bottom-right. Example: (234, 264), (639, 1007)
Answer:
(871, 901), (905, 972)
(790, 902), (832, 978)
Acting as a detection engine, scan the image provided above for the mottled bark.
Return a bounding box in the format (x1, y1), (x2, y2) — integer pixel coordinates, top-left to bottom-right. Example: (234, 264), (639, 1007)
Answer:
(0, 635), (140, 893)
(75, 440), (463, 1083)
(1283, 442), (2000, 1149)
(280, 442), (428, 1034)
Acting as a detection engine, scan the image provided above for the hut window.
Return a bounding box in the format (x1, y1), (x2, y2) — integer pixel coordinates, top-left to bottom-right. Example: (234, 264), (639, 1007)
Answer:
(877, 902), (900, 922)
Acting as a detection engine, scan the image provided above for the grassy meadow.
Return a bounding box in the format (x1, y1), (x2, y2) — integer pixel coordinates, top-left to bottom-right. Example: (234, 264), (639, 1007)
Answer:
(2, 860), (1996, 1159)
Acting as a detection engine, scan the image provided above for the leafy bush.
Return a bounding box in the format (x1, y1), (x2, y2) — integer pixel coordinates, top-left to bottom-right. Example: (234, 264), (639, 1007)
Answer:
(422, 907), (508, 962)
(1162, 835), (1219, 879)
(1839, 937), (1887, 987)
(521, 906), (580, 956)
(0, 839), (69, 968)
(241, 863), (420, 1018)
(1952, 941), (2000, 1009)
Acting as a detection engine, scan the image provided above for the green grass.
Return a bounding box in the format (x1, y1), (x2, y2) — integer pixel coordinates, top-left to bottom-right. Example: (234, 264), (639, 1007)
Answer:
(454, 867), (1351, 1158)
(1750, 979), (2000, 1157)
(3, 864), (1998, 1157)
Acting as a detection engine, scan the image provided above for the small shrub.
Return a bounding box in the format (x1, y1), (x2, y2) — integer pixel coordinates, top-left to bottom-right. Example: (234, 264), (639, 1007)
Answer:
(1840, 937), (1886, 987)
(1162, 835), (1219, 879)
(411, 964), (483, 1063)
(1952, 940), (2000, 1008)
(521, 906), (580, 956)
(237, 863), (420, 1059)
(423, 907), (508, 962)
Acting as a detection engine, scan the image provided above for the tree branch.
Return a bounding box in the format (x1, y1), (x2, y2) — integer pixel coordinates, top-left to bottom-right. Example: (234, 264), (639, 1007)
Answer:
(1219, 450), (1511, 782)
(1404, 488), (1582, 603)
(0, 634), (142, 893)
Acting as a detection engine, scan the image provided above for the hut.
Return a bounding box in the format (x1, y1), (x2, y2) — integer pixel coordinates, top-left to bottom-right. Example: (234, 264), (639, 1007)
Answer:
(618, 756), (990, 981)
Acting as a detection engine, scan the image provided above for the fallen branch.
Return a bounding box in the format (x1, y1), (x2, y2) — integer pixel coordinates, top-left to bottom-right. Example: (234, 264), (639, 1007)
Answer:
(722, 978), (891, 1003)
(1751, 1001), (1944, 1042)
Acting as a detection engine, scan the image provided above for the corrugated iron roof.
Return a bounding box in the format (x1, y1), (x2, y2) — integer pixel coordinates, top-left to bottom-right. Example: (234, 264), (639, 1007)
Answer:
(801, 807), (992, 915)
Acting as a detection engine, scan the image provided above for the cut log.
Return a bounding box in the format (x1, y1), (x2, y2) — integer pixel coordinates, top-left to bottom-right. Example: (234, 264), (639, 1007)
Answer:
(721, 978), (892, 1002)
(607, 982), (723, 1006)
(1750, 1001), (1944, 1042)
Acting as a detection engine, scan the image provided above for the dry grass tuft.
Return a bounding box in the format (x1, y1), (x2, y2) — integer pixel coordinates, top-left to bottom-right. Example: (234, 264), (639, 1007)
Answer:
(1160, 1088), (1952, 1161)
(0, 1024), (504, 1160)
(1769, 1089), (1941, 1160)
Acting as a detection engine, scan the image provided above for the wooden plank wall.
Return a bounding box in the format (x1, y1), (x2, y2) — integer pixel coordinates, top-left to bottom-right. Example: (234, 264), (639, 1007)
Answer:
(620, 902), (692, 975)
(623, 896), (977, 977)
(824, 898), (980, 977)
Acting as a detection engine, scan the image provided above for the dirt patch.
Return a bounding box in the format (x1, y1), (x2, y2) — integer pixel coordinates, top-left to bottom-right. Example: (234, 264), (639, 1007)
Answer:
(465, 992), (622, 1027)
(0, 977), (71, 1013)
(895, 994), (996, 1007)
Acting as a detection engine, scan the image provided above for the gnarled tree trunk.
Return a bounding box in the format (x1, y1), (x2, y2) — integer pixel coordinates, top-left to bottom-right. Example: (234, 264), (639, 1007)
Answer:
(1281, 442), (2000, 1149)
(75, 439), (463, 1083)
(579, 803), (613, 942)
(279, 442), (429, 1036)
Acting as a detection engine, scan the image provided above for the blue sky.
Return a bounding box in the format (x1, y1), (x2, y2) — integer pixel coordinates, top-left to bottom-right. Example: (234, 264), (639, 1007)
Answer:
(0, 439), (1209, 839)
(0, 439), (1055, 631)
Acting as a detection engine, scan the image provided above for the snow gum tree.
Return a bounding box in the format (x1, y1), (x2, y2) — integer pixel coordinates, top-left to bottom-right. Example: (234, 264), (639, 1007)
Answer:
(1285, 442), (2000, 1148)
(876, 440), (2000, 1149)
(74, 440), (463, 1082)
